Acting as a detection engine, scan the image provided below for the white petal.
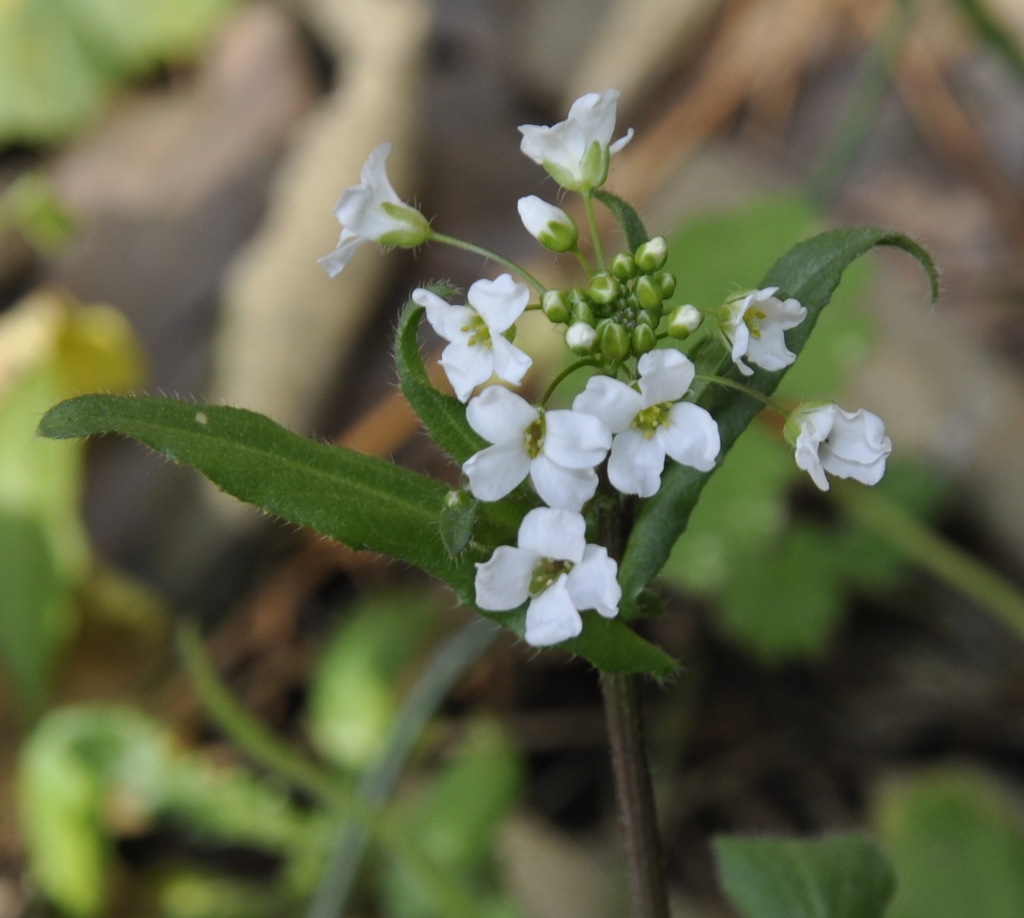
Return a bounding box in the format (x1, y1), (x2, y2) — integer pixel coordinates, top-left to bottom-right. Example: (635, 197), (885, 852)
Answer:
(467, 274), (530, 332)
(543, 409), (611, 469)
(607, 429), (666, 497)
(529, 455), (599, 511)
(489, 335), (533, 388)
(317, 231), (363, 278)
(517, 507), (585, 563)
(524, 577), (583, 646)
(439, 341), (494, 402)
(820, 408), (891, 485)
(657, 402), (720, 472)
(333, 144), (407, 240)
(573, 375), (641, 433)
(792, 405), (835, 491)
(475, 546), (535, 611)
(567, 544), (621, 618)
(466, 386), (537, 443)
(417, 289), (474, 344)
(463, 442), (530, 501)
(637, 349), (695, 406)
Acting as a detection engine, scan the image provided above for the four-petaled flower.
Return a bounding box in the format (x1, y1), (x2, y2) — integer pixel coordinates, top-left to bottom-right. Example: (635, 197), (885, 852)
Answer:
(573, 349), (720, 497)
(413, 275), (533, 402)
(475, 507), (621, 647)
(318, 143), (431, 278)
(518, 89), (634, 192)
(786, 403), (892, 491)
(720, 287), (807, 377)
(464, 386), (611, 511)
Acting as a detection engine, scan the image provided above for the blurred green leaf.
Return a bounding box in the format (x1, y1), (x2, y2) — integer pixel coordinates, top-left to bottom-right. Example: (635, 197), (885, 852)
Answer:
(307, 593), (439, 771)
(0, 0), (238, 143)
(876, 769), (1024, 918)
(715, 833), (896, 918)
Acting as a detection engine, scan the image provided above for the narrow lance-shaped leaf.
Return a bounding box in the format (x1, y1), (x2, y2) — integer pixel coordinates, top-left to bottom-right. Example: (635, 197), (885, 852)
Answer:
(595, 189), (649, 252)
(618, 228), (939, 608)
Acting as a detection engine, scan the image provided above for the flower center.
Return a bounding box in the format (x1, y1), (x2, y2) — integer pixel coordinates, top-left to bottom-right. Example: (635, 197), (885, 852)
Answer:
(633, 402), (671, 439)
(524, 413), (546, 458)
(744, 307), (766, 339)
(462, 314), (493, 349)
(529, 557), (573, 595)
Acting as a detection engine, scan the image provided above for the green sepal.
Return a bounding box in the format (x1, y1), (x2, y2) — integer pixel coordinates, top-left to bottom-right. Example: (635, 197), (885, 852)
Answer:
(618, 227), (939, 609)
(394, 295), (485, 465)
(594, 189), (650, 252)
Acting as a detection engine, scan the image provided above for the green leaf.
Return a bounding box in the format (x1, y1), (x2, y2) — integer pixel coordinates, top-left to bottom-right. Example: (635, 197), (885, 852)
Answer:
(38, 394), (474, 596)
(875, 769), (1024, 918)
(715, 834), (896, 918)
(618, 227), (939, 608)
(394, 300), (484, 464)
(594, 190), (649, 251)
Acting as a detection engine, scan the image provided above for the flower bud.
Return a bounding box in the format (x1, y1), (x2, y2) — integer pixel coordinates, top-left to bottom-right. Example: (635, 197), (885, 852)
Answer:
(566, 321), (597, 354)
(569, 289), (595, 326)
(589, 272), (621, 304)
(667, 304), (702, 339)
(656, 271), (676, 299)
(635, 275), (663, 311)
(517, 196), (579, 252)
(635, 236), (668, 273)
(541, 289), (570, 323)
(599, 321), (630, 362)
(630, 323), (657, 356)
(610, 252), (638, 280)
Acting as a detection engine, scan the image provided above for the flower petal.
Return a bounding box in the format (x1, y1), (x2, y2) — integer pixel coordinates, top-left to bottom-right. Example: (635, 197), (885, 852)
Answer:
(467, 274), (530, 332)
(607, 429), (666, 497)
(439, 341), (494, 402)
(529, 455), (599, 511)
(463, 442), (530, 501)
(567, 544), (621, 618)
(524, 577), (583, 646)
(475, 546), (535, 611)
(416, 289), (474, 344)
(517, 507), (585, 563)
(489, 335), (533, 388)
(658, 402), (720, 472)
(543, 408), (611, 469)
(637, 349), (695, 406)
(573, 375), (641, 433)
(466, 386), (537, 444)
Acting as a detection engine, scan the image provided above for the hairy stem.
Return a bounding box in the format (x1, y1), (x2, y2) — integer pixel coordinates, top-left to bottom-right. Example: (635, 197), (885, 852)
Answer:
(600, 671), (671, 918)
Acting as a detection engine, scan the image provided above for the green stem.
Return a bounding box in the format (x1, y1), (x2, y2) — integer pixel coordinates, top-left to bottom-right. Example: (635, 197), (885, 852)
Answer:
(600, 672), (671, 918)
(539, 357), (599, 406)
(177, 621), (484, 918)
(832, 483), (1024, 639)
(429, 231), (547, 295)
(582, 191), (606, 270)
(695, 372), (788, 417)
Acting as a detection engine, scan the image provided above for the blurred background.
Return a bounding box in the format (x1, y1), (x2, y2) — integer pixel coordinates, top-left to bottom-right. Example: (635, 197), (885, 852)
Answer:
(2, 0), (1024, 915)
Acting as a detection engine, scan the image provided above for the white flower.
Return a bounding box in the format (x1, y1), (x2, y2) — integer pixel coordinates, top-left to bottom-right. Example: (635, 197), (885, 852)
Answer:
(573, 349), (720, 497)
(475, 507), (620, 646)
(786, 404), (892, 491)
(413, 275), (533, 402)
(518, 89), (634, 192)
(318, 143), (430, 278)
(463, 386), (611, 511)
(720, 287), (807, 376)
(517, 196), (579, 252)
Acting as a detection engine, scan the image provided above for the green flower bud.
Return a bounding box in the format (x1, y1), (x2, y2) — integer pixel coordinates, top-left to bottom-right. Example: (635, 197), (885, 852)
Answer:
(630, 323), (657, 356)
(599, 321), (630, 362)
(656, 271), (676, 299)
(610, 252), (638, 280)
(541, 289), (570, 323)
(589, 272), (621, 304)
(518, 196), (579, 252)
(635, 274), (663, 311)
(635, 236), (668, 273)
(566, 321), (598, 354)
(667, 304), (702, 339)
(569, 289), (595, 326)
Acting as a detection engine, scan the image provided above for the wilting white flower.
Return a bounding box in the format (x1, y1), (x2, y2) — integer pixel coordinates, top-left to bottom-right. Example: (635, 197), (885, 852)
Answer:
(720, 287), (807, 376)
(475, 507), (620, 646)
(786, 403), (892, 491)
(413, 275), (532, 402)
(463, 386), (610, 511)
(517, 196), (579, 252)
(518, 89), (634, 192)
(318, 143), (430, 278)
(573, 349), (720, 497)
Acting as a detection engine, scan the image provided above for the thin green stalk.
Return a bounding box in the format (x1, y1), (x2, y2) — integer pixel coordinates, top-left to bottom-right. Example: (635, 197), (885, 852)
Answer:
(177, 621), (485, 918)
(832, 483), (1024, 639)
(539, 357), (599, 406)
(429, 231), (547, 294)
(695, 372), (789, 417)
(305, 620), (498, 918)
(582, 190), (606, 270)
(601, 672), (671, 918)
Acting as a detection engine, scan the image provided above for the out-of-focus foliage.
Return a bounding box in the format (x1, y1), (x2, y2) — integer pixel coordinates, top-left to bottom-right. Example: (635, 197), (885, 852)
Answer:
(0, 172), (75, 252)
(876, 769), (1024, 918)
(0, 0), (239, 144)
(0, 290), (145, 715)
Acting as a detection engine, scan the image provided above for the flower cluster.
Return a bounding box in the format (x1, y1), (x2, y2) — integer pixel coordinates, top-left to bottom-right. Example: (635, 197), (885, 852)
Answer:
(319, 90), (894, 647)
